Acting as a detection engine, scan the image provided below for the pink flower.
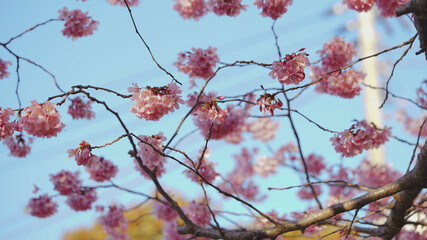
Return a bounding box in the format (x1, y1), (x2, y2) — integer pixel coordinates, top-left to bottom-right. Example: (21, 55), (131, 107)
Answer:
(208, 0), (247, 17)
(375, 0), (409, 18)
(86, 157), (118, 182)
(269, 50), (310, 85)
(356, 159), (401, 188)
(49, 170), (82, 195)
(67, 141), (101, 167)
(162, 221), (186, 240)
(396, 110), (427, 137)
(310, 66), (365, 99)
(343, 0), (375, 12)
(330, 120), (391, 158)
(19, 100), (65, 138)
(184, 201), (211, 226)
(128, 82), (184, 121)
(194, 104), (246, 141)
(328, 167), (355, 196)
(172, 0), (210, 20)
(66, 189), (97, 211)
(99, 205), (129, 240)
(253, 155), (280, 177)
(305, 153), (326, 177)
(152, 200), (178, 222)
(26, 194), (58, 218)
(0, 107), (17, 140)
(256, 92), (283, 116)
(253, 0), (293, 20)
(184, 149), (218, 183)
(3, 134), (33, 158)
(107, 0), (139, 7)
(67, 97), (95, 120)
(247, 117), (280, 142)
(194, 98), (228, 124)
(58, 7), (99, 40)
(317, 36), (357, 71)
(174, 47), (219, 84)
(136, 132), (166, 169)
(0, 58), (12, 80)
(134, 159), (166, 179)
(297, 185), (322, 200)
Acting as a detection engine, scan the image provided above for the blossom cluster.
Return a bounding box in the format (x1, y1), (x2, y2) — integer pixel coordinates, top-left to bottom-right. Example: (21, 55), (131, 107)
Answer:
(343, 0), (375, 12)
(330, 120), (391, 158)
(26, 194), (58, 218)
(246, 117), (280, 142)
(0, 107), (17, 140)
(49, 170), (82, 195)
(0, 58), (12, 80)
(128, 82), (183, 121)
(208, 0), (247, 16)
(3, 134), (33, 158)
(58, 7), (99, 40)
(396, 110), (427, 137)
(184, 149), (219, 183)
(184, 201), (211, 226)
(107, 0), (139, 7)
(19, 100), (65, 138)
(310, 36), (364, 98)
(343, 0), (409, 17)
(86, 157), (118, 182)
(67, 141), (101, 167)
(152, 200), (178, 221)
(173, 0), (210, 20)
(174, 47), (219, 87)
(194, 97), (228, 123)
(269, 49), (310, 85)
(98, 205), (129, 240)
(356, 159), (401, 188)
(67, 97), (95, 120)
(136, 132), (166, 169)
(256, 92), (283, 116)
(66, 189), (97, 211)
(254, 0), (294, 20)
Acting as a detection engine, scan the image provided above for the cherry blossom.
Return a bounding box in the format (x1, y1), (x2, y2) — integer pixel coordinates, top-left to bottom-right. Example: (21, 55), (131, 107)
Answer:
(328, 167), (355, 196)
(3, 134), (33, 158)
(254, 0), (293, 20)
(253, 156), (280, 177)
(396, 110), (427, 137)
(66, 189), (97, 211)
(186, 91), (218, 114)
(184, 201), (211, 226)
(355, 159), (401, 188)
(269, 50), (310, 85)
(375, 0), (409, 18)
(317, 36), (357, 71)
(134, 159), (166, 179)
(19, 100), (65, 138)
(184, 149), (219, 183)
(152, 200), (178, 222)
(194, 98), (228, 124)
(0, 58), (12, 80)
(26, 194), (58, 218)
(0, 107), (17, 140)
(67, 141), (101, 167)
(310, 66), (365, 98)
(172, 0), (210, 21)
(49, 170), (82, 195)
(297, 185), (322, 200)
(86, 157), (118, 182)
(162, 221), (186, 240)
(58, 7), (99, 40)
(174, 47), (219, 85)
(330, 120), (391, 158)
(291, 210), (325, 236)
(136, 132), (166, 169)
(67, 97), (95, 120)
(305, 153), (326, 177)
(246, 117), (280, 142)
(208, 0), (247, 17)
(343, 0), (375, 12)
(128, 82), (184, 121)
(99, 205), (129, 240)
(256, 92), (283, 116)
(194, 104), (246, 141)
(107, 0), (139, 7)
(273, 142), (299, 163)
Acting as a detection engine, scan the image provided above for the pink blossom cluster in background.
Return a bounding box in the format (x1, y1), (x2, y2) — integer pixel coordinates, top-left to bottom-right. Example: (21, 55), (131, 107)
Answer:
(107, 0), (139, 7)
(86, 157), (118, 182)
(173, 0), (210, 20)
(66, 188), (98, 211)
(3, 134), (33, 158)
(58, 7), (99, 40)
(136, 132), (166, 169)
(174, 47), (219, 87)
(317, 36), (357, 71)
(208, 0), (247, 16)
(98, 205), (129, 240)
(246, 117), (280, 142)
(0, 107), (17, 140)
(0, 58), (12, 80)
(184, 149), (219, 183)
(67, 141), (101, 167)
(183, 201), (211, 226)
(194, 97), (228, 124)
(67, 97), (95, 120)
(128, 82), (183, 121)
(26, 194), (58, 218)
(343, 0), (409, 17)
(152, 200), (178, 221)
(254, 0), (294, 20)
(330, 120), (391, 157)
(269, 50), (310, 85)
(355, 159), (401, 188)
(343, 0), (375, 12)
(19, 100), (65, 138)
(395, 110), (427, 137)
(49, 170), (82, 195)
(297, 184), (322, 200)
(133, 158), (166, 179)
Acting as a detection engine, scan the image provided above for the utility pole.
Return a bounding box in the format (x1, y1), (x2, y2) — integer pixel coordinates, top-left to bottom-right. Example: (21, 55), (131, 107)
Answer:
(358, 10), (385, 164)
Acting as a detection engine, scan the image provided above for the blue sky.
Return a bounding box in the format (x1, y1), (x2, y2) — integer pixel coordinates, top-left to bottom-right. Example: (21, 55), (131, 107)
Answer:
(0, 0), (426, 239)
